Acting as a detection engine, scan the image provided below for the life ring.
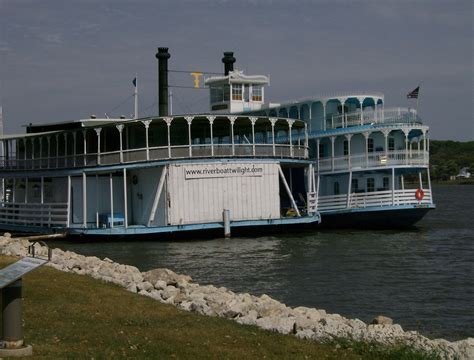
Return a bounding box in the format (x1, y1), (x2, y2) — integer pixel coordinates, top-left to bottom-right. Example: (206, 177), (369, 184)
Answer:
(415, 188), (424, 201)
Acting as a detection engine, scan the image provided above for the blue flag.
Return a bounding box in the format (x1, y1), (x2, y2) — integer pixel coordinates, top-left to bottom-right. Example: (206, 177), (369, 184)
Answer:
(132, 77), (137, 87)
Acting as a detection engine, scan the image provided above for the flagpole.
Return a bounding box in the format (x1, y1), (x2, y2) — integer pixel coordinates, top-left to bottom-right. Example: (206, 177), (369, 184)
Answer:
(134, 74), (138, 119)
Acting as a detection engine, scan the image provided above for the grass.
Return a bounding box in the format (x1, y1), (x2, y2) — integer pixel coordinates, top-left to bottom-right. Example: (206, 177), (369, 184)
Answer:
(0, 256), (440, 359)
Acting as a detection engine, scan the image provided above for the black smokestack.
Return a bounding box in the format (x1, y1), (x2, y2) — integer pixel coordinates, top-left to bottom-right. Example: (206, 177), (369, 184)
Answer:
(156, 47), (171, 116)
(222, 52), (236, 76)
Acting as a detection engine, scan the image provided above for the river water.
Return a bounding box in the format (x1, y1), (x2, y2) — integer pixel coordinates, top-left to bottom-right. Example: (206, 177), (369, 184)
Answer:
(53, 184), (474, 341)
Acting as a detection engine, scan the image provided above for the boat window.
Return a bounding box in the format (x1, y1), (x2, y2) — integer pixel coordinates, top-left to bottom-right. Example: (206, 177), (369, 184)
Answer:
(210, 86), (224, 103)
(388, 137), (395, 151)
(343, 140), (349, 156)
(383, 177), (389, 190)
(232, 84), (242, 101)
(367, 178), (375, 192)
(367, 138), (374, 153)
(334, 181), (340, 195)
(351, 178), (358, 192)
(319, 143), (325, 158)
(244, 84), (250, 102)
(252, 85), (262, 101)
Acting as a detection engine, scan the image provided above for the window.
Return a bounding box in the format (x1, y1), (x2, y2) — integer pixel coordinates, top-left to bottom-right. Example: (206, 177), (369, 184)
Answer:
(383, 177), (390, 190)
(252, 85), (263, 101)
(244, 84), (250, 102)
(232, 84), (242, 100)
(223, 85), (230, 101)
(210, 86), (224, 103)
(351, 178), (358, 192)
(334, 181), (340, 195)
(388, 137), (395, 151)
(343, 140), (349, 156)
(367, 178), (375, 192)
(319, 143), (325, 158)
(367, 138), (374, 153)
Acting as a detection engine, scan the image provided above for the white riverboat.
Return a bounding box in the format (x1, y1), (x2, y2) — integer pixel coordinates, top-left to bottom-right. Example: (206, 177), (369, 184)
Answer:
(205, 53), (435, 227)
(0, 48), (319, 237)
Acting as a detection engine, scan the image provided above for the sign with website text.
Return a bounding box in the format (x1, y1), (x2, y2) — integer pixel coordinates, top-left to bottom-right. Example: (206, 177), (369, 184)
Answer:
(184, 164), (264, 179)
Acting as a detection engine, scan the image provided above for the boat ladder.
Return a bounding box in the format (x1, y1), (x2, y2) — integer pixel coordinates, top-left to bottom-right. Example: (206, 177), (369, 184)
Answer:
(307, 192), (318, 215)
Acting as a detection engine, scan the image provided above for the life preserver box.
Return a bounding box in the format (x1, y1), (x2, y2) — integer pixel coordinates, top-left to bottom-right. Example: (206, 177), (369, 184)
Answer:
(415, 188), (424, 201)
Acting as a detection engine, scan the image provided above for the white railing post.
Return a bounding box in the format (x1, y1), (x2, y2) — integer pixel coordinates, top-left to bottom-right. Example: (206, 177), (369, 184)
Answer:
(364, 132), (370, 168)
(116, 124), (124, 163)
(229, 116), (237, 156)
(330, 136), (335, 171)
(270, 117), (276, 157)
(164, 117), (172, 158)
(250, 117), (257, 156)
(109, 173), (114, 228)
(345, 134), (352, 170)
(123, 168), (128, 229)
(304, 122), (308, 158)
(322, 101), (327, 131)
(316, 139), (320, 171)
(391, 167), (395, 205)
(82, 172), (87, 228)
(403, 129), (409, 165)
(96, 174), (99, 228)
(383, 129), (390, 165)
(427, 167), (433, 204)
(288, 119), (294, 158)
(185, 116), (194, 158)
(142, 120), (151, 161)
(422, 129), (427, 164)
(83, 129), (87, 166)
(95, 128), (102, 165)
(347, 171), (352, 208)
(67, 175), (71, 227)
(207, 116), (215, 157)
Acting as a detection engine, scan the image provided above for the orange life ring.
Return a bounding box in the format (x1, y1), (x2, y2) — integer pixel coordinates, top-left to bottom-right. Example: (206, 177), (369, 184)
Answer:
(415, 188), (424, 201)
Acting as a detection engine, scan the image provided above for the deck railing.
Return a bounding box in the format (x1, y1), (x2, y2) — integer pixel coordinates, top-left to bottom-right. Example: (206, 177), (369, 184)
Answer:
(317, 189), (432, 212)
(328, 107), (421, 130)
(0, 202), (68, 227)
(318, 150), (428, 172)
(0, 143), (308, 171)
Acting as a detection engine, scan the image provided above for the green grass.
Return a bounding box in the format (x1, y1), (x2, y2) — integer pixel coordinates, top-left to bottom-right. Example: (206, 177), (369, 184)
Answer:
(0, 256), (439, 359)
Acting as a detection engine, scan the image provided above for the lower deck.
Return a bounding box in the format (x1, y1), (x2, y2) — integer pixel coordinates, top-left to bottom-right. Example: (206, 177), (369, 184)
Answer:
(0, 158), (320, 236)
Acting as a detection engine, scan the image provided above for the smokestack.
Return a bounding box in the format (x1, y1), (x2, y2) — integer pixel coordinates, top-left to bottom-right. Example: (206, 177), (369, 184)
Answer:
(222, 52), (236, 76)
(156, 47), (171, 116)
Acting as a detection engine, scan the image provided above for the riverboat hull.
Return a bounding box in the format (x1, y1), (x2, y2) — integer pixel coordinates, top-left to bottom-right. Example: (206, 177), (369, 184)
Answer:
(317, 204), (435, 229)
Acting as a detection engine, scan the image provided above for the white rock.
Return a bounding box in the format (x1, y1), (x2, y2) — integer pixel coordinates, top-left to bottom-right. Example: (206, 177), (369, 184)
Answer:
(137, 281), (154, 292)
(296, 328), (315, 340)
(154, 280), (167, 290)
(256, 316), (296, 334)
(126, 283), (138, 293)
(162, 285), (179, 300)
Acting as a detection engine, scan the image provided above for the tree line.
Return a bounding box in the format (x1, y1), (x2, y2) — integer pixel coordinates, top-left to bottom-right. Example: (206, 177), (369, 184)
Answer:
(430, 140), (474, 181)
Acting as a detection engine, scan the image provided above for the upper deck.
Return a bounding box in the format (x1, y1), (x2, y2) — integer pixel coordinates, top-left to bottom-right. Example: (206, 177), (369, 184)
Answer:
(0, 114), (309, 172)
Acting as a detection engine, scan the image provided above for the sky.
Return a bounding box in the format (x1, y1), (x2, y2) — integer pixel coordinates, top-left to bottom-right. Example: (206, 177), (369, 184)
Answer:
(0, 0), (472, 140)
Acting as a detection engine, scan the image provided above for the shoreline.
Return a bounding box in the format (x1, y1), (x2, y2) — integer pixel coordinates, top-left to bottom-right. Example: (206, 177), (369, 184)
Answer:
(1, 234), (472, 359)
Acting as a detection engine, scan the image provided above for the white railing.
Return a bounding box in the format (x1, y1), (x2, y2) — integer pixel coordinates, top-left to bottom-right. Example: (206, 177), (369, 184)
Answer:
(0, 143), (309, 171)
(0, 202), (68, 227)
(318, 189), (432, 212)
(328, 107), (421, 130)
(318, 150), (428, 172)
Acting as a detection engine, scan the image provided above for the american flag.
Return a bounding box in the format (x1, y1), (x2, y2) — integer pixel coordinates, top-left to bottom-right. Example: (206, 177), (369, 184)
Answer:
(407, 86), (419, 99)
